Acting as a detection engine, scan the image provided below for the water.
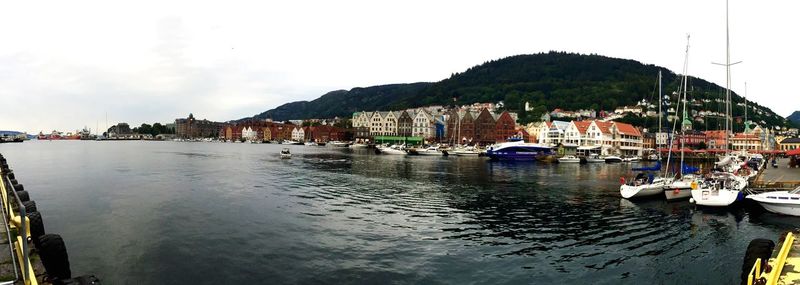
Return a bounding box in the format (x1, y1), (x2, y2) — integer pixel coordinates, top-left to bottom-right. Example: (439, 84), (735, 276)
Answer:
(0, 141), (797, 284)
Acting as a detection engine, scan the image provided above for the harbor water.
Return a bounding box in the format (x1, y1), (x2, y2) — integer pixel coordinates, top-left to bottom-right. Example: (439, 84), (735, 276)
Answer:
(0, 141), (796, 284)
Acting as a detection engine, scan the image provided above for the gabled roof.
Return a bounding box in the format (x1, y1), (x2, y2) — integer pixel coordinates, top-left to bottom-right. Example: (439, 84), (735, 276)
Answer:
(613, 122), (640, 136)
(550, 120), (570, 130)
(594, 121), (613, 134)
(572, 121), (592, 134)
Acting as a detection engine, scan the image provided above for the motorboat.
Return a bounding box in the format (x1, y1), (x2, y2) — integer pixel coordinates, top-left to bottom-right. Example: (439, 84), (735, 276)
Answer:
(604, 155), (623, 163)
(558, 155), (581, 163)
(280, 148), (292, 159)
(376, 145), (407, 155)
(349, 143), (368, 148)
(585, 154), (604, 163)
(282, 140), (302, 145)
(452, 146), (481, 156)
(329, 141), (350, 147)
(304, 141), (316, 146)
(622, 156), (641, 163)
(620, 162), (670, 199)
(746, 187), (800, 216)
(485, 140), (555, 161)
(415, 146), (444, 156)
(690, 172), (747, 207)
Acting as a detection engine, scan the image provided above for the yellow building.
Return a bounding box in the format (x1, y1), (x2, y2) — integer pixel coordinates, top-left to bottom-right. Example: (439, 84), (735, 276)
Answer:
(779, 137), (800, 151)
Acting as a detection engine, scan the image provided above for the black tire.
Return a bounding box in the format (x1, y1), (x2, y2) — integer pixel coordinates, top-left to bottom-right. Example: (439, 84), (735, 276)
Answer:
(741, 238), (774, 285)
(22, 200), (37, 213)
(38, 234), (71, 280)
(13, 184), (24, 191)
(17, 190), (30, 202)
(27, 211), (46, 246)
(6, 172), (14, 180)
(9, 179), (18, 185)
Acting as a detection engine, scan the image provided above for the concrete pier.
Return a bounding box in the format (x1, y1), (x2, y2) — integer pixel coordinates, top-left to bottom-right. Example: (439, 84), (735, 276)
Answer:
(753, 161), (800, 189)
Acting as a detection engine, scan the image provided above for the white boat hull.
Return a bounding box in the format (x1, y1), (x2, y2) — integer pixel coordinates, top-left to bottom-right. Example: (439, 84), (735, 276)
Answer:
(558, 158), (581, 163)
(664, 188), (692, 200)
(418, 151), (443, 156)
(453, 151), (480, 156)
(691, 189), (741, 207)
(620, 183), (665, 199)
(378, 148), (406, 155)
(747, 191), (800, 216)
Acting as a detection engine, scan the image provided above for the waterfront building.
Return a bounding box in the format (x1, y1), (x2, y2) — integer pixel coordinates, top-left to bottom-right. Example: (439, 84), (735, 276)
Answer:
(731, 133), (761, 152)
(382, 111), (398, 136)
(779, 138), (800, 151)
(305, 125), (345, 142)
(291, 126), (305, 142)
(242, 126), (257, 141)
(412, 109), (435, 139)
(611, 122), (643, 156)
(538, 120), (570, 146)
(474, 108), (496, 145)
(175, 113), (224, 139)
(397, 111), (414, 137)
(494, 111), (517, 143)
(369, 111), (384, 136)
(673, 131), (707, 149)
(352, 112), (371, 138)
(704, 130), (728, 150)
(458, 111), (476, 144)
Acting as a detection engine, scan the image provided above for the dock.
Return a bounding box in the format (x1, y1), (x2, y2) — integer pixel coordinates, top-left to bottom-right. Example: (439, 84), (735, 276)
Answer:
(751, 165), (800, 190)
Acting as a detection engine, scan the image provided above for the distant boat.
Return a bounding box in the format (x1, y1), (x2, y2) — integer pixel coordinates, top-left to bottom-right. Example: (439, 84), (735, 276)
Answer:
(485, 140), (555, 161)
(280, 148), (292, 159)
(452, 146), (480, 156)
(558, 155), (581, 163)
(620, 162), (671, 199)
(376, 145), (406, 155)
(329, 141), (349, 147)
(416, 146), (444, 156)
(604, 156), (623, 163)
(304, 141), (316, 146)
(585, 154), (604, 163)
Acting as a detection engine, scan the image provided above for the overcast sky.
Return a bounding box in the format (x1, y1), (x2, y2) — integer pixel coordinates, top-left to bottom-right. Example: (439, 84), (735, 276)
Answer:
(1, 0), (797, 133)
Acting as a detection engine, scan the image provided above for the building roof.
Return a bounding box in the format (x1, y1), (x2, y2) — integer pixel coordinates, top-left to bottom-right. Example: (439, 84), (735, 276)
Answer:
(594, 121), (613, 134)
(613, 122), (640, 136)
(781, 137), (800, 144)
(572, 121), (592, 134)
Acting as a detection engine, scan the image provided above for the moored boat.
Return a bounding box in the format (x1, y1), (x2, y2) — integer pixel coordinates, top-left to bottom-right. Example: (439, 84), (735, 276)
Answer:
(604, 155), (623, 163)
(558, 155), (581, 163)
(746, 187), (800, 216)
(485, 140), (555, 161)
(280, 148), (292, 159)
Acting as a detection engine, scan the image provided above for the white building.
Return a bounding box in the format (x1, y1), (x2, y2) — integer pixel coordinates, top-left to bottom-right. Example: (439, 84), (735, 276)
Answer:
(352, 112), (370, 129)
(242, 126), (257, 141)
(412, 108), (435, 138)
(291, 126), (305, 141)
(369, 111), (384, 136)
(382, 111), (398, 136)
(538, 120), (570, 146)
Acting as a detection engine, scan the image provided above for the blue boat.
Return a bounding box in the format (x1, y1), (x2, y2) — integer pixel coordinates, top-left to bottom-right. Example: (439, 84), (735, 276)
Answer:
(485, 140), (555, 161)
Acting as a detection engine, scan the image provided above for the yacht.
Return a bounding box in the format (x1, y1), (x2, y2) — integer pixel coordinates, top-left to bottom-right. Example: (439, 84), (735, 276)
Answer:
(416, 146), (444, 156)
(620, 162), (671, 199)
(746, 187), (800, 216)
(280, 148), (292, 159)
(558, 155), (581, 163)
(485, 140), (555, 161)
(585, 154), (605, 163)
(604, 155), (623, 163)
(690, 172), (747, 207)
(452, 146), (481, 156)
(377, 145), (407, 155)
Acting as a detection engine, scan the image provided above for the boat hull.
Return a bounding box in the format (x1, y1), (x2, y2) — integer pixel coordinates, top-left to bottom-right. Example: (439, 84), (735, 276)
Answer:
(691, 189), (742, 207)
(620, 184), (665, 199)
(378, 148), (406, 155)
(664, 188), (692, 200)
(747, 192), (800, 216)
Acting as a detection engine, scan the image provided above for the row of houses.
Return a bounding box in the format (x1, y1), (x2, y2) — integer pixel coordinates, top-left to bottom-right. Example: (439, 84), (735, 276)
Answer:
(529, 120), (644, 156)
(352, 107), (526, 145)
(220, 121), (346, 142)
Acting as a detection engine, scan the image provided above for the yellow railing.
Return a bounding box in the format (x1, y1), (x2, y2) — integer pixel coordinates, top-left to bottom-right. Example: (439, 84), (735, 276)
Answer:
(748, 232), (796, 285)
(0, 168), (38, 285)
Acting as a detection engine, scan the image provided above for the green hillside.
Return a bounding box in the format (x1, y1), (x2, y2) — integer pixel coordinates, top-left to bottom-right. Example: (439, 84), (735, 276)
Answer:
(249, 52), (789, 131)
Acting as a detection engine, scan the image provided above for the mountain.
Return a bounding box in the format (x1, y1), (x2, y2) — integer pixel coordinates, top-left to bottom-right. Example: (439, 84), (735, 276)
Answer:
(248, 52), (790, 130)
(788, 111), (800, 127)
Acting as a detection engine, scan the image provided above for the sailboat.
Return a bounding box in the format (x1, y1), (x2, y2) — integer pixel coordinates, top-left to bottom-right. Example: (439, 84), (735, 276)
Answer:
(691, 0), (746, 207)
(666, 39), (700, 201)
(620, 161), (670, 199)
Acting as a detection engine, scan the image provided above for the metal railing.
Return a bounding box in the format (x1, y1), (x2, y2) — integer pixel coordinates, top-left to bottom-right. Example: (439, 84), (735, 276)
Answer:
(746, 232), (796, 285)
(0, 168), (37, 285)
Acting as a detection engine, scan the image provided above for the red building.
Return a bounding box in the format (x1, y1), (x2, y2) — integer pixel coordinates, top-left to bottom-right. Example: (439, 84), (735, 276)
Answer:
(474, 108), (496, 145)
(494, 111), (517, 142)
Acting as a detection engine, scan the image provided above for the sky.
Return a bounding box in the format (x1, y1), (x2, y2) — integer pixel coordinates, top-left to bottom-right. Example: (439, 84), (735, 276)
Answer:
(1, 0), (798, 133)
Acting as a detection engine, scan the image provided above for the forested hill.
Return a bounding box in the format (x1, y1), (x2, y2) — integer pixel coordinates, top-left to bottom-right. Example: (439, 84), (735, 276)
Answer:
(247, 52), (789, 129)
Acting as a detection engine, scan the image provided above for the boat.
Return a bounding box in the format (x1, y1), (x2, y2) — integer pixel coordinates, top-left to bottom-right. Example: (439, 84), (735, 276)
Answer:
(485, 140), (555, 161)
(349, 143), (368, 148)
(416, 146), (444, 156)
(604, 155), (623, 163)
(620, 162), (671, 199)
(746, 187), (800, 216)
(280, 148), (292, 159)
(690, 172), (747, 207)
(622, 156), (641, 163)
(329, 141), (350, 147)
(282, 140), (301, 145)
(452, 146), (481, 156)
(376, 145), (407, 155)
(304, 141), (316, 146)
(585, 154), (605, 163)
(665, 167), (702, 201)
(558, 155), (581, 163)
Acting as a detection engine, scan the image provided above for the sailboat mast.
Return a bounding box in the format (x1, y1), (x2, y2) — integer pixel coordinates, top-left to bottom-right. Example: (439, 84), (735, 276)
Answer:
(658, 70), (662, 134)
(744, 82), (748, 126)
(680, 35), (690, 176)
(724, 0), (732, 154)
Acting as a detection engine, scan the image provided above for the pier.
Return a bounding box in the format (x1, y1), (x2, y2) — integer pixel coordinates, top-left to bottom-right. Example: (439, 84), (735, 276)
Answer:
(751, 162), (800, 190)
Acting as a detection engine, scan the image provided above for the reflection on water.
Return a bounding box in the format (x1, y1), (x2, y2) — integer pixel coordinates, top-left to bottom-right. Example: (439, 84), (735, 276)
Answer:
(0, 141), (796, 284)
